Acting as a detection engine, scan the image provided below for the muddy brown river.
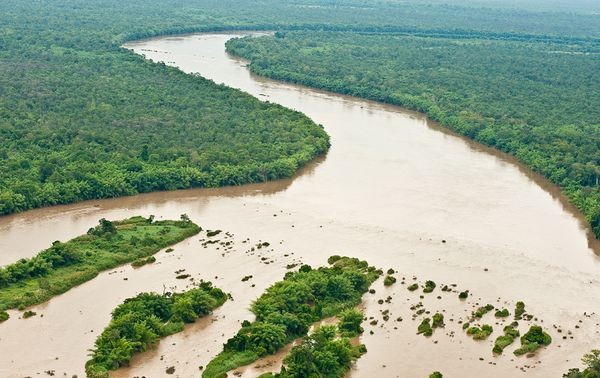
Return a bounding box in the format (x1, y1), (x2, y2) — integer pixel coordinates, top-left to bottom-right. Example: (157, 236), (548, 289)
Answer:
(1, 33), (599, 377)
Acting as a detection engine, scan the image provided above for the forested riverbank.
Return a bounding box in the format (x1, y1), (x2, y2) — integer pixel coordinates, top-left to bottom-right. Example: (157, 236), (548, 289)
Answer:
(1, 0), (598, 219)
(225, 31), (600, 239)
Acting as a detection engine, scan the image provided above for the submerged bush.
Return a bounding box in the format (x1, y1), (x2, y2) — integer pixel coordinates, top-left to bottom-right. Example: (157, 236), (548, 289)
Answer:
(383, 275), (397, 286)
(423, 280), (436, 293)
(493, 326), (520, 354)
(458, 290), (469, 299)
(514, 325), (551, 356)
(432, 313), (445, 328)
(408, 283), (419, 291)
(467, 324), (493, 340)
(0, 310), (9, 322)
(417, 318), (433, 337)
(515, 301), (526, 320)
(430, 372), (443, 378)
(495, 308), (510, 318)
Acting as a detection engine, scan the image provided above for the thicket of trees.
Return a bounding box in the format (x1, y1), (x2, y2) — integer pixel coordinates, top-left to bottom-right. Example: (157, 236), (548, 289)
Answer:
(564, 350), (600, 378)
(202, 256), (381, 378)
(261, 324), (366, 378)
(86, 282), (227, 378)
(226, 31), (600, 238)
(0, 216), (200, 310)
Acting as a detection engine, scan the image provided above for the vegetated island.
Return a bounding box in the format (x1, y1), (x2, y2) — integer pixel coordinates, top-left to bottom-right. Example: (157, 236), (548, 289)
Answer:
(85, 281), (227, 378)
(0, 215), (200, 311)
(225, 31), (600, 239)
(202, 255), (381, 378)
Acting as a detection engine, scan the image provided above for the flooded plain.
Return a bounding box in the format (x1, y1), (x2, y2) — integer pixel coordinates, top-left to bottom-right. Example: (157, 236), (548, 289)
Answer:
(0, 33), (599, 377)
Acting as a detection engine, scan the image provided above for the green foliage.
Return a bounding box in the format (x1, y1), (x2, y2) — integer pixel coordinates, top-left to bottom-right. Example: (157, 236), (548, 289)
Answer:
(383, 275), (396, 286)
(203, 256), (379, 378)
(0, 216), (200, 310)
(432, 313), (445, 328)
(466, 324), (493, 340)
(458, 290), (469, 299)
(472, 304), (495, 319)
(492, 325), (520, 354)
(515, 301), (526, 320)
(0, 310), (8, 322)
(227, 30), (600, 240)
(563, 350), (600, 378)
(495, 308), (510, 318)
(131, 256), (156, 267)
(423, 280), (436, 293)
(271, 325), (365, 378)
(85, 282), (226, 377)
(417, 318), (433, 337)
(430, 373), (443, 378)
(338, 308), (364, 337)
(408, 283), (419, 291)
(514, 325), (551, 356)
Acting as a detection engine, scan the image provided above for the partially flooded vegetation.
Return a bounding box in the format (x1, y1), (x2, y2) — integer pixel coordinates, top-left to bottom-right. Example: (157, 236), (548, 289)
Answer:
(0, 216), (200, 311)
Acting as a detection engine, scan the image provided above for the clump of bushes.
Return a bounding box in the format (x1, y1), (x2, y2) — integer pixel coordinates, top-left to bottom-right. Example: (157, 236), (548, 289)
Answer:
(495, 308), (510, 318)
(338, 309), (364, 337)
(86, 282), (227, 378)
(384, 275), (397, 286)
(430, 372), (443, 378)
(493, 325), (520, 354)
(563, 350), (600, 377)
(472, 304), (494, 319)
(513, 325), (551, 356)
(0, 310), (9, 322)
(458, 290), (469, 299)
(202, 256), (380, 378)
(466, 324), (493, 340)
(131, 256), (156, 267)
(408, 283), (419, 291)
(417, 318), (433, 336)
(265, 325), (366, 378)
(423, 280), (436, 293)
(432, 313), (445, 328)
(515, 301), (526, 320)
(23, 310), (37, 318)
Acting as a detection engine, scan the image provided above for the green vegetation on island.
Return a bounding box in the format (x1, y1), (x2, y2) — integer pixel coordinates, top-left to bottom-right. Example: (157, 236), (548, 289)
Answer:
(85, 282), (227, 378)
(202, 256), (380, 378)
(0, 216), (200, 310)
(514, 325), (552, 356)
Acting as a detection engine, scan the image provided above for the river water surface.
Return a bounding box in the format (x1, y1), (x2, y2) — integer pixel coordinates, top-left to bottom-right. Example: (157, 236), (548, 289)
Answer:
(1, 33), (599, 377)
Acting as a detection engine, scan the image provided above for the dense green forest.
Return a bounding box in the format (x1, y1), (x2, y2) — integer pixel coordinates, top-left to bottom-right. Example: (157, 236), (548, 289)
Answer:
(0, 216), (200, 310)
(226, 31), (600, 238)
(203, 256), (380, 378)
(0, 0), (597, 216)
(86, 282), (227, 378)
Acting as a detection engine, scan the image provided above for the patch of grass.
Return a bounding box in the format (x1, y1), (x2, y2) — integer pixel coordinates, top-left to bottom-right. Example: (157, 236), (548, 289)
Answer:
(0, 216), (200, 310)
